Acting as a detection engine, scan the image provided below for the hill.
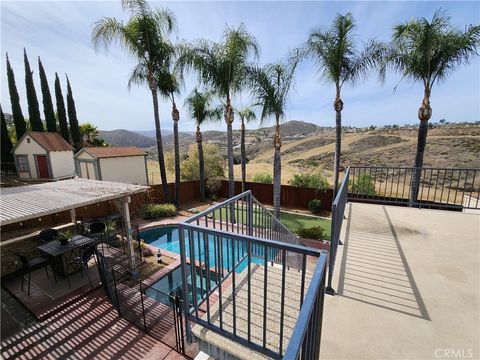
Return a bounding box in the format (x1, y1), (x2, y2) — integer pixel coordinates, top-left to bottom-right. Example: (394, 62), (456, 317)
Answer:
(98, 129), (157, 148)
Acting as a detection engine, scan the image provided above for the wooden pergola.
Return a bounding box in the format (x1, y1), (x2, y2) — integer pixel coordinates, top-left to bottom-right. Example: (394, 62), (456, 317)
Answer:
(0, 178), (149, 271)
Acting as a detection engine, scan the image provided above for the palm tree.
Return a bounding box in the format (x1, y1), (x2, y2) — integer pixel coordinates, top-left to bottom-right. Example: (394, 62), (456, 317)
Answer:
(185, 89), (221, 201)
(91, 0), (175, 202)
(307, 13), (381, 197)
(234, 106), (256, 192)
(177, 24), (259, 206)
(79, 122), (99, 144)
(247, 51), (301, 218)
(379, 10), (480, 205)
(158, 69), (182, 207)
(129, 46), (182, 206)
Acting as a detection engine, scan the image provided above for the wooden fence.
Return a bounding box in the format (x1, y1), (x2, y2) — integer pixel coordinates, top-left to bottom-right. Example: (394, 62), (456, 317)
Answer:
(219, 180), (333, 211)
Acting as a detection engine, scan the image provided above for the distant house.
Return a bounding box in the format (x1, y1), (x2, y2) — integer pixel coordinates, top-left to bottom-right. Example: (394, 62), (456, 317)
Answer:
(12, 131), (75, 180)
(74, 147), (149, 185)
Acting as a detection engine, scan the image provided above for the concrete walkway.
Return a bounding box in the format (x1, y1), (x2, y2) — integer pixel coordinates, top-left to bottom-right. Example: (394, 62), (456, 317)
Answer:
(321, 202), (479, 359)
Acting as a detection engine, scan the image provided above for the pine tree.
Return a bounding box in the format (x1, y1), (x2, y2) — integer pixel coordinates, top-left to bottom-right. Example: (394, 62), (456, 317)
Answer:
(24, 49), (43, 131)
(6, 53), (27, 139)
(66, 75), (81, 151)
(1, 105), (15, 165)
(38, 57), (57, 132)
(54, 73), (70, 143)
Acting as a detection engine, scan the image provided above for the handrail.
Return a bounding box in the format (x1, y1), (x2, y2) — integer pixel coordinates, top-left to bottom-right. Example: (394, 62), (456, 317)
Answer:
(251, 196), (298, 241)
(185, 190), (252, 223)
(326, 167), (349, 295)
(179, 222), (321, 257)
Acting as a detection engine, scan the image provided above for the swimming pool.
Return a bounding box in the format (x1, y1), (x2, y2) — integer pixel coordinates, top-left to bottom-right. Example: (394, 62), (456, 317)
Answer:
(140, 225), (272, 274)
(144, 266), (217, 305)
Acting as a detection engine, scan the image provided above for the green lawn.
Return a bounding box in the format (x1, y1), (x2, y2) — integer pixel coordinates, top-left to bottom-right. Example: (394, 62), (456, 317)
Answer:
(279, 212), (331, 240)
(211, 205), (331, 240)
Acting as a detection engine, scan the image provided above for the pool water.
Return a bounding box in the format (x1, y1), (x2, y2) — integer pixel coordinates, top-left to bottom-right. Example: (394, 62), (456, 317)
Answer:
(144, 266), (217, 305)
(141, 225), (278, 305)
(140, 225), (271, 274)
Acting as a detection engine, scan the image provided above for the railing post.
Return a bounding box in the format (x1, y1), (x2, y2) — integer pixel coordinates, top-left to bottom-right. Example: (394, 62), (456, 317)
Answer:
(248, 192), (254, 236)
(178, 224), (192, 342)
(325, 202), (336, 296)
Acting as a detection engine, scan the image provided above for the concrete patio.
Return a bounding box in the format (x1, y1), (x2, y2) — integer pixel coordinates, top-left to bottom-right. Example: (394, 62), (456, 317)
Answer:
(321, 202), (479, 359)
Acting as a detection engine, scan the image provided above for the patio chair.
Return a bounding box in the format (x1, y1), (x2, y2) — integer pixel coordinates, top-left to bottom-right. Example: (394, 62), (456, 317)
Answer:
(88, 222), (110, 254)
(16, 252), (56, 296)
(66, 245), (95, 290)
(38, 228), (58, 245)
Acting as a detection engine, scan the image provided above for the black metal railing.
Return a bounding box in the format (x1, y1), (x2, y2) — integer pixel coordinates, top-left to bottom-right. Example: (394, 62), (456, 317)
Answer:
(283, 252), (327, 360)
(348, 166), (480, 210)
(326, 167), (349, 295)
(96, 251), (185, 355)
(178, 191), (327, 359)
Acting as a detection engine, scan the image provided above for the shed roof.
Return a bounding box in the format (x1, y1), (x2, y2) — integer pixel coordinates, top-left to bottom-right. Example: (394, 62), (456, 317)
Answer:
(16, 131), (73, 152)
(76, 147), (146, 159)
(0, 178), (148, 226)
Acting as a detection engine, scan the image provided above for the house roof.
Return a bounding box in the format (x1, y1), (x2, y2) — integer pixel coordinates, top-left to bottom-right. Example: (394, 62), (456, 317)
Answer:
(19, 131), (73, 152)
(76, 146), (146, 159)
(0, 178), (149, 226)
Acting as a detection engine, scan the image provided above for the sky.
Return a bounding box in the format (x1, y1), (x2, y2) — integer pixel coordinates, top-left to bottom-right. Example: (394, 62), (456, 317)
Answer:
(1, 1), (479, 133)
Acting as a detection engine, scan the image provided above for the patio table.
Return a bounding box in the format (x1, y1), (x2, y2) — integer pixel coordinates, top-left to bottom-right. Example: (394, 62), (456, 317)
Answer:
(37, 235), (95, 277)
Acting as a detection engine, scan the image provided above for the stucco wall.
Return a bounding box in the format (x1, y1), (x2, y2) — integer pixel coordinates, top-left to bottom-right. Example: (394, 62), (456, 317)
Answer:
(13, 137), (46, 179)
(49, 151), (75, 178)
(99, 156), (147, 185)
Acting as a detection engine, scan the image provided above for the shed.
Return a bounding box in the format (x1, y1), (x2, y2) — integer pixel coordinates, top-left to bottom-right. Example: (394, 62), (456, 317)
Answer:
(12, 131), (75, 180)
(74, 147), (149, 185)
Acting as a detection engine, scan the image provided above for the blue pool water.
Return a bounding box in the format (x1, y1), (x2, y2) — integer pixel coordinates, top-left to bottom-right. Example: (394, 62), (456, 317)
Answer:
(140, 225), (271, 274)
(141, 225), (278, 305)
(144, 266), (217, 305)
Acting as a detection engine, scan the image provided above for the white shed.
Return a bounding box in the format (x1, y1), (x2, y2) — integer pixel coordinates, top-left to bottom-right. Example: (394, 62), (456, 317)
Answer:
(74, 146), (149, 185)
(12, 131), (75, 180)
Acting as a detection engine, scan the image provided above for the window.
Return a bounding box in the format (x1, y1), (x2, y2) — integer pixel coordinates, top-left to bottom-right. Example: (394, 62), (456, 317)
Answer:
(17, 156), (29, 173)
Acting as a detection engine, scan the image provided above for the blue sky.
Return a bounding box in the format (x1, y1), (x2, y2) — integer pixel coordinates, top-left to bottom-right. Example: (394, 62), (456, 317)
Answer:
(1, 1), (479, 132)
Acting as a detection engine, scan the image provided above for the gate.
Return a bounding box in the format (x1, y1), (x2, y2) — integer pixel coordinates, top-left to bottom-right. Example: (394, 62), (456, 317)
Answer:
(96, 250), (185, 355)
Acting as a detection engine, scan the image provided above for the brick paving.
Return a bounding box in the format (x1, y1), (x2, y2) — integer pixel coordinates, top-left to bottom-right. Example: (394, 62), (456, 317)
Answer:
(0, 288), (188, 360)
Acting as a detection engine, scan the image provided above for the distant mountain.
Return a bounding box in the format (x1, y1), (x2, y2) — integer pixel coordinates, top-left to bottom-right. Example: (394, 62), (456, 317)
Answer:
(98, 129), (157, 148)
(136, 129), (173, 138)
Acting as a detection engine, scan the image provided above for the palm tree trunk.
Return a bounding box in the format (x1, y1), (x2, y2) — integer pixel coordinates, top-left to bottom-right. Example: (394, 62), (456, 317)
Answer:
(225, 96), (235, 222)
(150, 84), (169, 202)
(172, 100), (180, 208)
(333, 87), (343, 199)
(241, 118), (247, 193)
(273, 119), (282, 219)
(197, 127), (206, 202)
(410, 87), (432, 206)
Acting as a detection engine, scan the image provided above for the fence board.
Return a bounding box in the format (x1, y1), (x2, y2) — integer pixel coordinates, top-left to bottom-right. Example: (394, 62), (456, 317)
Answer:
(220, 180), (333, 211)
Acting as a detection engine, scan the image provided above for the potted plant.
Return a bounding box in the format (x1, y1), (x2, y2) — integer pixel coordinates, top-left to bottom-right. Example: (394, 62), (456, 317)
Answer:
(57, 230), (73, 245)
(105, 220), (118, 241)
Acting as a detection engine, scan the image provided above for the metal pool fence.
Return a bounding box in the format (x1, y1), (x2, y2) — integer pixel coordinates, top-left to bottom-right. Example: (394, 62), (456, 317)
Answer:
(178, 191), (327, 359)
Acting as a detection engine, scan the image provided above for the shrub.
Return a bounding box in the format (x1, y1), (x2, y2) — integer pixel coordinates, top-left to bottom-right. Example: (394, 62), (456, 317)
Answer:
(205, 177), (222, 199)
(308, 199), (323, 214)
(166, 144), (225, 181)
(297, 226), (326, 240)
(139, 203), (177, 219)
(289, 173), (330, 190)
(252, 172), (273, 184)
(349, 171), (376, 195)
